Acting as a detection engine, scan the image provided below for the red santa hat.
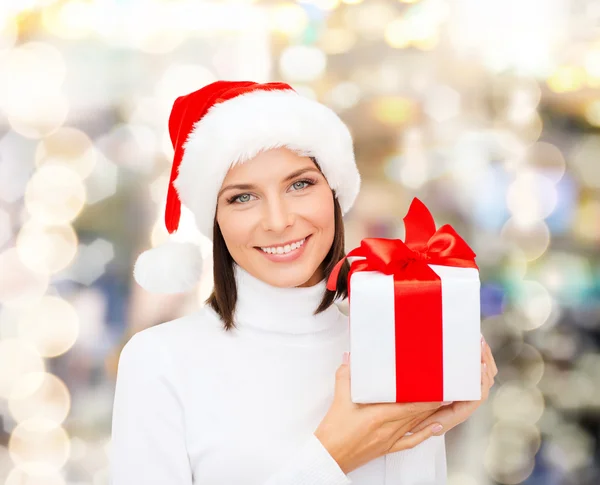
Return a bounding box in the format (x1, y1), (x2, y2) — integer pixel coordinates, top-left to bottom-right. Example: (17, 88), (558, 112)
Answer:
(133, 80), (360, 293)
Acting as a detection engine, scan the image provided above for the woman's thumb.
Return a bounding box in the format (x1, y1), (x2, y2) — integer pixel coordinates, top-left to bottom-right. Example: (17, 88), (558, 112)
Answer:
(335, 352), (351, 393)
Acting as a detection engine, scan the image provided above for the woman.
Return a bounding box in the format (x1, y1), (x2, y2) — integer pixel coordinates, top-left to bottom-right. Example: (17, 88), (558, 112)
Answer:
(110, 81), (497, 484)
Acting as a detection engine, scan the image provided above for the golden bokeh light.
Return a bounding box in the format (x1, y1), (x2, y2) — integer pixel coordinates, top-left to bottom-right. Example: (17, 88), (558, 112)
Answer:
(372, 97), (416, 126)
(484, 422), (539, 484)
(5, 468), (66, 485)
(16, 221), (78, 275)
(500, 218), (550, 262)
(8, 418), (71, 476)
(493, 382), (545, 424)
(24, 164), (86, 225)
(0, 248), (49, 309)
(0, 338), (45, 399)
(506, 170), (557, 226)
(17, 295), (80, 358)
(9, 371), (71, 425)
(547, 65), (586, 93)
(35, 127), (97, 179)
(279, 45), (327, 83)
(269, 3), (309, 36)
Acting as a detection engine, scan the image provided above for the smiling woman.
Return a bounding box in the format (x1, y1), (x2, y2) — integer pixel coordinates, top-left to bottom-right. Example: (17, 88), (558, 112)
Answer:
(113, 81), (448, 485)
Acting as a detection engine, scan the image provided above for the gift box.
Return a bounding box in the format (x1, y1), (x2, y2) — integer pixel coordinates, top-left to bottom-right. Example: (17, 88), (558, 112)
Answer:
(327, 198), (481, 403)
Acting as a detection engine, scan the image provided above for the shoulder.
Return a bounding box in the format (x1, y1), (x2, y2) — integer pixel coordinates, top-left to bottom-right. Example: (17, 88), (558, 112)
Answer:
(119, 307), (223, 369)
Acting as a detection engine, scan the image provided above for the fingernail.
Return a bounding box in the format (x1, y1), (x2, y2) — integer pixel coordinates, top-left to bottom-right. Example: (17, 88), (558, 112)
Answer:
(342, 351), (349, 364)
(442, 401), (453, 405)
(483, 363), (487, 371)
(432, 424), (443, 433)
(481, 336), (485, 348)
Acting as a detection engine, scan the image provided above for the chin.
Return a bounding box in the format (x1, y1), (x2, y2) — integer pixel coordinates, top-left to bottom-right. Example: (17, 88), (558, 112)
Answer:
(252, 261), (319, 288)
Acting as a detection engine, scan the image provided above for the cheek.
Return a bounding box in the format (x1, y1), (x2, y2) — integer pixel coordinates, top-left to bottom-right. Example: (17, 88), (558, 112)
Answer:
(216, 210), (254, 248)
(302, 190), (335, 236)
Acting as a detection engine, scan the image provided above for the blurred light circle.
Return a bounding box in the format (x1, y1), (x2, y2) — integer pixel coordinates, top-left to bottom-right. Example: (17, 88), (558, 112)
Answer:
(9, 371), (71, 425)
(493, 382), (544, 424)
(16, 221), (78, 275)
(0, 338), (45, 399)
(547, 65), (586, 93)
(303, 0), (341, 10)
(423, 84), (461, 122)
(279, 45), (327, 83)
(512, 280), (554, 331)
(35, 127), (97, 179)
(500, 218), (550, 262)
(574, 198), (600, 241)
(0, 12), (18, 52)
(495, 111), (543, 146)
(325, 82), (361, 111)
(484, 422), (539, 484)
(95, 123), (157, 174)
(41, 0), (92, 39)
(5, 468), (66, 485)
(291, 84), (317, 100)
(501, 247), (528, 281)
(8, 418), (70, 476)
(372, 97), (415, 126)
(17, 295), (79, 358)
(542, 422), (595, 472)
(0, 42), (66, 104)
(0, 248), (49, 308)
(447, 473), (478, 485)
(522, 142), (565, 183)
(344, 2), (396, 41)
(506, 170), (557, 225)
(385, 18), (411, 49)
(24, 164), (86, 225)
(584, 99), (600, 127)
(512, 343), (546, 386)
(570, 135), (600, 188)
(156, 64), (216, 109)
(269, 3), (309, 36)
(319, 27), (357, 54)
(7, 93), (69, 140)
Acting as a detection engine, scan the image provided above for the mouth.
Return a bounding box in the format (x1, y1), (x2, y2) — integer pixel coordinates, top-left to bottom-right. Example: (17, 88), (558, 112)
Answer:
(254, 234), (312, 262)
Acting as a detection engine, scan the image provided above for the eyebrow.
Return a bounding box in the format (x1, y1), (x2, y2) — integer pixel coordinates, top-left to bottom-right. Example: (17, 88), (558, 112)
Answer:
(217, 167), (321, 199)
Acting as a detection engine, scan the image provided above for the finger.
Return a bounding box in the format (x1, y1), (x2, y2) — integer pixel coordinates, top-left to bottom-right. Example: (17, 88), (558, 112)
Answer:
(481, 363), (491, 400)
(334, 353), (352, 402)
(370, 400), (445, 420)
(485, 343), (498, 377)
(408, 405), (456, 434)
(388, 423), (443, 453)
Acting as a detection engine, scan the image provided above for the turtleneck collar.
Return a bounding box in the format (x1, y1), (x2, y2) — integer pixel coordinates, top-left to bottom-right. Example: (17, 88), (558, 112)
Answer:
(231, 264), (345, 339)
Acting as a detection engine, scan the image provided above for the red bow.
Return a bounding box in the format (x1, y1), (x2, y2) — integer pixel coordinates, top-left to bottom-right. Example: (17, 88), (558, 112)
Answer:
(326, 197), (478, 291)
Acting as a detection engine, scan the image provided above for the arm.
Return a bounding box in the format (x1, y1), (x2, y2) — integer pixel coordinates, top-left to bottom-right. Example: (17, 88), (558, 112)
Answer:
(109, 332), (192, 485)
(109, 332), (350, 485)
(261, 433), (351, 485)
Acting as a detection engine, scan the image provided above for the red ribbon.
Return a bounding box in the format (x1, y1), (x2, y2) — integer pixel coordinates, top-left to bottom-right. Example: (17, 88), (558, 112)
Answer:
(327, 197), (478, 402)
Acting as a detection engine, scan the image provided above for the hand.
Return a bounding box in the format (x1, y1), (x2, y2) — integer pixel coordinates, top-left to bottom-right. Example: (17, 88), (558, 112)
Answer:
(409, 334), (498, 436)
(314, 352), (446, 475)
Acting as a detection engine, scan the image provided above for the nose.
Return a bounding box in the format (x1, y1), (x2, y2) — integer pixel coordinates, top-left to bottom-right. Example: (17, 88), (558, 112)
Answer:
(261, 196), (294, 233)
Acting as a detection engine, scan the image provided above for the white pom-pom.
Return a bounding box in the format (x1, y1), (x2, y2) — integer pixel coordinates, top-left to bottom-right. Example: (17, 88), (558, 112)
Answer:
(133, 241), (203, 293)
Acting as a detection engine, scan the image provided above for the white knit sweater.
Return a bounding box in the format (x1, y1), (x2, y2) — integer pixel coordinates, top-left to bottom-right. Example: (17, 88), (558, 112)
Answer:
(109, 265), (447, 484)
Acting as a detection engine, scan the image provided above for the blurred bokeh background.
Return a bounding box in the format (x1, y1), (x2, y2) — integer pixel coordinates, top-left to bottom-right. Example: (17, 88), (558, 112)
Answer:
(0, 0), (599, 483)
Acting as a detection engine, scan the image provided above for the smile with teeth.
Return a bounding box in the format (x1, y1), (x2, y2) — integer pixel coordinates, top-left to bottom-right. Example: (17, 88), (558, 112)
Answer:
(259, 237), (307, 255)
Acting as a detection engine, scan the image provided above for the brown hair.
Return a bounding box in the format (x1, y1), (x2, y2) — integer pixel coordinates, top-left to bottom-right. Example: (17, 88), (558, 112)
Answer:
(205, 159), (350, 331)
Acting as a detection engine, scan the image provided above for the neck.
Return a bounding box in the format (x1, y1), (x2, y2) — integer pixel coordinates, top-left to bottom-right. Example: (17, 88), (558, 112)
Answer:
(231, 264), (344, 338)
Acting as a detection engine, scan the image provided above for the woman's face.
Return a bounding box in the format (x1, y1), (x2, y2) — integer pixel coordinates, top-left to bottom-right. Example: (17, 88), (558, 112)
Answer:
(216, 147), (335, 288)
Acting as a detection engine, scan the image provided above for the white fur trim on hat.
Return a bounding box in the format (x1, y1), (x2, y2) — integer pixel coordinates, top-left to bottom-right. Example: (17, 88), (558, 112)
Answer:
(133, 240), (203, 293)
(173, 88), (360, 240)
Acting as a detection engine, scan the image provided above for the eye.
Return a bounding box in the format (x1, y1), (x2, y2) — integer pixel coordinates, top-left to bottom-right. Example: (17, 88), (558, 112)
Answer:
(227, 193), (256, 204)
(291, 179), (315, 191)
